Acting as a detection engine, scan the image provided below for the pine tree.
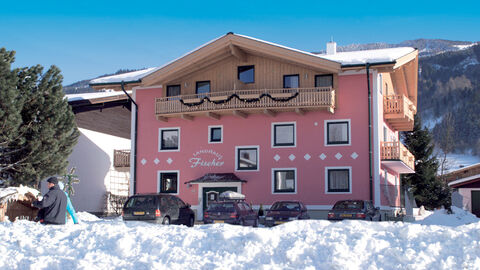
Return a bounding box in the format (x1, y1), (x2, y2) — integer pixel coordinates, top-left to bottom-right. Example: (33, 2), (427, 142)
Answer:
(1, 48), (79, 187)
(401, 115), (451, 210)
(0, 49), (26, 176)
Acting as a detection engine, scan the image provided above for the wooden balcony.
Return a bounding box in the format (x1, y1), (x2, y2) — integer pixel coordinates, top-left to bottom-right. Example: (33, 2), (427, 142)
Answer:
(381, 141), (415, 173)
(113, 149), (130, 168)
(155, 87), (335, 121)
(384, 95), (416, 131)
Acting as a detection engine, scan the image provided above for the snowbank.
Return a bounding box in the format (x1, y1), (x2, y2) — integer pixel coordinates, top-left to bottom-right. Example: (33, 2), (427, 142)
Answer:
(1, 215), (480, 269)
(415, 206), (479, 227)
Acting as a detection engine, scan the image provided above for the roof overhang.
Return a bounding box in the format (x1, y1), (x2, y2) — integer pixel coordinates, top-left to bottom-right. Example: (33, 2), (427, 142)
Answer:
(449, 174), (480, 188)
(185, 173), (247, 184)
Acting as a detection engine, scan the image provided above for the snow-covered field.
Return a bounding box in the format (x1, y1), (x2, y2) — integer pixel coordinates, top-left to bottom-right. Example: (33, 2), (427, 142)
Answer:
(1, 208), (480, 270)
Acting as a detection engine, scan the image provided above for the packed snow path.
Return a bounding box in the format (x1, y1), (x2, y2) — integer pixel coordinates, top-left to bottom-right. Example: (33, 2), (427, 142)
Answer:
(1, 209), (480, 270)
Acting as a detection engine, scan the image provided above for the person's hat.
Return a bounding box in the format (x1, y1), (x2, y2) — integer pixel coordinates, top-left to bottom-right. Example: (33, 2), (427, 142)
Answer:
(46, 176), (58, 185)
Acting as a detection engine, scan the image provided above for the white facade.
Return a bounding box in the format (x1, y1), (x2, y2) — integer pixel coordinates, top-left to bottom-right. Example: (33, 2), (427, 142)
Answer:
(68, 128), (130, 213)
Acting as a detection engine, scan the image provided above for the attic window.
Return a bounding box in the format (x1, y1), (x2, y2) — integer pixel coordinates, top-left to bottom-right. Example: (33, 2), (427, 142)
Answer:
(196, 81), (211, 94)
(315, 74), (333, 88)
(238, 65), (254, 84)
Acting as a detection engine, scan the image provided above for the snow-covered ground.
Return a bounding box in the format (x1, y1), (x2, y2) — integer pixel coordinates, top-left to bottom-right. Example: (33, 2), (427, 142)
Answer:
(1, 208), (480, 269)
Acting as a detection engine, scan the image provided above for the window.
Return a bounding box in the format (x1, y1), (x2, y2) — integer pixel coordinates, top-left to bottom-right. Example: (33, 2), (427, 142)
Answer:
(383, 126), (387, 142)
(208, 126), (223, 143)
(327, 168), (350, 193)
(315, 74), (333, 88)
(238, 65), (254, 84)
(236, 146), (258, 171)
(196, 81), (210, 94)
(283, 75), (299, 88)
(158, 172), (178, 194)
(273, 169), (296, 193)
(159, 128), (179, 151)
(326, 120), (350, 145)
(272, 123), (295, 147)
(166, 85), (181, 97)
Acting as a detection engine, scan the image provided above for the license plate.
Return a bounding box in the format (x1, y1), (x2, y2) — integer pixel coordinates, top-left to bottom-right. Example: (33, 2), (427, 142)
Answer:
(133, 211), (145, 216)
(340, 214), (353, 218)
(275, 221), (286, 225)
(214, 220), (224, 224)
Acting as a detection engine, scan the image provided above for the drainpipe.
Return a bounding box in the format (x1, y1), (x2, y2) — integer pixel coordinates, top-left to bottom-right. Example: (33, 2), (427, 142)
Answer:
(366, 64), (373, 202)
(121, 81), (138, 195)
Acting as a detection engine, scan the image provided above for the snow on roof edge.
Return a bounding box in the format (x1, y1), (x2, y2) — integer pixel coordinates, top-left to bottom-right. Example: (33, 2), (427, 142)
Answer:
(88, 33), (417, 85)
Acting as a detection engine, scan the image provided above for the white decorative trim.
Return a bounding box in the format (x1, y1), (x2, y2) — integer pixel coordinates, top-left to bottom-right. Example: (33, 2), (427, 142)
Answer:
(235, 145), (260, 172)
(373, 71), (381, 207)
(208, 125), (223, 144)
(324, 119), (352, 146)
(273, 154), (281, 162)
(157, 170), (180, 195)
(289, 154), (296, 161)
(158, 127), (181, 152)
(271, 168), (297, 194)
(319, 153), (327, 160)
(325, 166), (352, 194)
(129, 88), (137, 196)
(271, 121), (297, 148)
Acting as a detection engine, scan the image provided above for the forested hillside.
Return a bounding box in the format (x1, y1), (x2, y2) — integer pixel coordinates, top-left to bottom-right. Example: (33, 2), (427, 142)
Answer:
(420, 44), (480, 155)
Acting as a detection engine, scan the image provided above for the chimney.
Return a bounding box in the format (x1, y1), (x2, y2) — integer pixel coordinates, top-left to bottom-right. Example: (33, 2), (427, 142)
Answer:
(326, 41), (337, 55)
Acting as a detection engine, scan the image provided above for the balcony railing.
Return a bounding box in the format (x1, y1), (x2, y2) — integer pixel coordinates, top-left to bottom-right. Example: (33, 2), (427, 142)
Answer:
(155, 87), (335, 119)
(381, 141), (415, 172)
(384, 95), (416, 131)
(113, 149), (130, 168)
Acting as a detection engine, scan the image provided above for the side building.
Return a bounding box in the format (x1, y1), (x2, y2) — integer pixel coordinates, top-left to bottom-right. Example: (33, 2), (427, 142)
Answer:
(67, 92), (131, 215)
(90, 33), (418, 219)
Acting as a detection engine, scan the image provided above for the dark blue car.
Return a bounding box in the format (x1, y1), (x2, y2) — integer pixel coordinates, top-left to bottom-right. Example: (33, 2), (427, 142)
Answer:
(265, 201), (310, 227)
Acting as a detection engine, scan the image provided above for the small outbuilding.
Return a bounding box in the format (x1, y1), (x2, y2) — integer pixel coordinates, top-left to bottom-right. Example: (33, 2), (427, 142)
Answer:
(0, 186), (40, 222)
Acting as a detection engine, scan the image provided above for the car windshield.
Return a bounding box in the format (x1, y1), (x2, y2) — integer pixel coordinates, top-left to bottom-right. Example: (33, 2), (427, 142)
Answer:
(333, 201), (364, 210)
(207, 203), (235, 212)
(270, 202), (301, 211)
(125, 196), (156, 208)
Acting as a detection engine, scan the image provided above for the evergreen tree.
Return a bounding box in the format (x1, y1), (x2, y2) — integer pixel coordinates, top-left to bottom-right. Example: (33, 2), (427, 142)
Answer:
(401, 115), (451, 209)
(0, 48), (79, 187)
(0, 49), (26, 175)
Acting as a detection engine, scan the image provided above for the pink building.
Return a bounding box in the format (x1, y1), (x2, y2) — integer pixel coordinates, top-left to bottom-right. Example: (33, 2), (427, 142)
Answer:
(90, 33), (418, 219)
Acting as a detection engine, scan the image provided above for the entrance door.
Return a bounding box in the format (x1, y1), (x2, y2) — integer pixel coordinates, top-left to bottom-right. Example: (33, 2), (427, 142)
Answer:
(471, 191), (480, 217)
(202, 187), (237, 211)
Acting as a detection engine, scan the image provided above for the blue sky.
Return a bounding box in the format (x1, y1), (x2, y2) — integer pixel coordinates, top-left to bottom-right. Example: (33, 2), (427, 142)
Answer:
(1, 0), (479, 85)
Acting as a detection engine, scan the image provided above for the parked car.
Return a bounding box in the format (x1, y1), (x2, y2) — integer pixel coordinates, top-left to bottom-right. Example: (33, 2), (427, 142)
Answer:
(122, 193), (195, 226)
(203, 200), (259, 227)
(327, 200), (381, 221)
(264, 201), (310, 227)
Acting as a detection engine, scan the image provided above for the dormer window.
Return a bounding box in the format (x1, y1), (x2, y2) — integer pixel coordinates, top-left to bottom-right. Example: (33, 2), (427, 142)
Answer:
(238, 65), (255, 84)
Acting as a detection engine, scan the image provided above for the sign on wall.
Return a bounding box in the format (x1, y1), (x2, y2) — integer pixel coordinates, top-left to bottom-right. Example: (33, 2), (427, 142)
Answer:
(189, 150), (225, 168)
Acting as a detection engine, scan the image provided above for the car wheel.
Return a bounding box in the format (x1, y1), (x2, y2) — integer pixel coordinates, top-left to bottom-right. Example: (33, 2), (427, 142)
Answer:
(378, 215), (382, 222)
(239, 219), (245, 226)
(187, 216), (194, 227)
(162, 216), (170, 225)
(253, 218), (259, 228)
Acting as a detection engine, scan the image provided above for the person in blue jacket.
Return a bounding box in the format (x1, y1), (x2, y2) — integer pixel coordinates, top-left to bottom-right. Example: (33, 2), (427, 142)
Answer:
(58, 181), (79, 224)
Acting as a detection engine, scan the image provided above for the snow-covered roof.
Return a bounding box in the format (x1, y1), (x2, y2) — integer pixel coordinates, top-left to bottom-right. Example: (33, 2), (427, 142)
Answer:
(66, 90), (131, 102)
(88, 34), (416, 86)
(89, 67), (160, 85)
(318, 47), (416, 66)
(0, 186), (40, 204)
